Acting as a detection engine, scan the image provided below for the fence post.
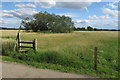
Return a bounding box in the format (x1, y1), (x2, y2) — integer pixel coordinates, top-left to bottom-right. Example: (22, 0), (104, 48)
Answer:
(33, 39), (37, 52)
(18, 32), (21, 52)
(94, 47), (98, 70)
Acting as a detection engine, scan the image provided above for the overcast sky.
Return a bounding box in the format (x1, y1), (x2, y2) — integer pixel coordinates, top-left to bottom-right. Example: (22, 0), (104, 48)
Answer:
(0, 0), (119, 29)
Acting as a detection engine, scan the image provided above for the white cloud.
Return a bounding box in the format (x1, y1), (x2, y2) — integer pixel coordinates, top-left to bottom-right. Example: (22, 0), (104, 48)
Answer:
(36, 0), (56, 8)
(58, 13), (76, 17)
(74, 19), (91, 27)
(1, 8), (37, 28)
(2, 13), (14, 18)
(56, 2), (92, 10)
(30, 0), (102, 2)
(1, 4), (38, 28)
(102, 8), (118, 17)
(15, 3), (36, 8)
(88, 14), (110, 19)
(5, 0), (101, 10)
(35, 0), (100, 9)
(55, 0), (102, 2)
(88, 15), (98, 19)
(107, 2), (118, 9)
(36, 2), (92, 10)
(1, 18), (21, 28)
(100, 15), (110, 19)
(2, 0), (120, 2)
(2, 8), (38, 19)
(74, 19), (118, 29)
(2, 0), (100, 3)
(88, 8), (118, 20)
(74, 19), (90, 23)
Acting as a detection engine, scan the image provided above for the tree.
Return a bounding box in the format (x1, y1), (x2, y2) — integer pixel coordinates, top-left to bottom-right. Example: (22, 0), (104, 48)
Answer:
(22, 11), (74, 33)
(94, 28), (98, 31)
(73, 27), (77, 31)
(80, 27), (86, 31)
(87, 26), (93, 31)
(21, 17), (31, 31)
(75, 27), (86, 31)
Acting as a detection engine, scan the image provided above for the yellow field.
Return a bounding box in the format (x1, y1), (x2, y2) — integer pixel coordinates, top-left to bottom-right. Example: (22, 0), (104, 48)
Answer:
(1, 30), (118, 51)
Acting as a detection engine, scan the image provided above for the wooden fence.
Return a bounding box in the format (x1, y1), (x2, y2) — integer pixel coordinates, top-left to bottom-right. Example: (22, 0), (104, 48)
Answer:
(17, 32), (37, 52)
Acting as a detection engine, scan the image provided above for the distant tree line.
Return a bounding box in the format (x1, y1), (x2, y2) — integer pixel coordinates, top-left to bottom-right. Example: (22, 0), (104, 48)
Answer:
(74, 26), (96, 31)
(0, 27), (19, 30)
(1, 26), (119, 31)
(21, 11), (74, 33)
(73, 26), (118, 31)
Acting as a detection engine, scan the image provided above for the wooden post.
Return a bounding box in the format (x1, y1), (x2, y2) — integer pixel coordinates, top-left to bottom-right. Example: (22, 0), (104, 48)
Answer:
(94, 47), (98, 70)
(33, 39), (37, 52)
(17, 32), (21, 52)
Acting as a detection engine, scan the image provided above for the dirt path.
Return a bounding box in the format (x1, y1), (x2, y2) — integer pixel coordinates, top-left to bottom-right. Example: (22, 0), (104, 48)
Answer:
(1, 61), (95, 78)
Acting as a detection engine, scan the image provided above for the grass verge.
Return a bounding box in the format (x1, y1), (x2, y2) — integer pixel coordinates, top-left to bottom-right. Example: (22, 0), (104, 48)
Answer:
(0, 56), (97, 77)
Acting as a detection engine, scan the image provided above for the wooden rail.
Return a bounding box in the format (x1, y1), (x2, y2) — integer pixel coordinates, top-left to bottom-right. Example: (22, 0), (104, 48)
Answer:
(19, 46), (33, 48)
(18, 41), (33, 44)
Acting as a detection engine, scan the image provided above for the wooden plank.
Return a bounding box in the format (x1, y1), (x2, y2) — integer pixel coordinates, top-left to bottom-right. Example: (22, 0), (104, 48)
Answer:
(19, 46), (33, 48)
(18, 41), (33, 44)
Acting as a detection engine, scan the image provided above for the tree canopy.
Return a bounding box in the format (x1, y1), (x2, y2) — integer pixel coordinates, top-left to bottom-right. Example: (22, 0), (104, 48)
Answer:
(21, 11), (74, 33)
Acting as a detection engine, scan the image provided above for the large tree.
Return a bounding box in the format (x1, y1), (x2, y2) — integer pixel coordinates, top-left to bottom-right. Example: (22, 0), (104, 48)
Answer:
(22, 11), (74, 33)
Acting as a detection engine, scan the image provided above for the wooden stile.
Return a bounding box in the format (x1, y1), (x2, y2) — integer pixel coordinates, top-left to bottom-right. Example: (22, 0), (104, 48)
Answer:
(17, 32), (37, 52)
(16, 25), (37, 53)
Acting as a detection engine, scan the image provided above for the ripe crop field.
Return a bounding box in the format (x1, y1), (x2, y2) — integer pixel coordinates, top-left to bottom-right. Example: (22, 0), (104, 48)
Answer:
(1, 30), (119, 78)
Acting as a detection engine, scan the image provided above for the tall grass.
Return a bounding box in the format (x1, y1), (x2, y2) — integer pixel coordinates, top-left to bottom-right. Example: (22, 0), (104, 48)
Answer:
(2, 39), (16, 56)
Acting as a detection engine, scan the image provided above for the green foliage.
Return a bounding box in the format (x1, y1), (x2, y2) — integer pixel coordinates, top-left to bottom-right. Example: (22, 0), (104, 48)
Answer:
(74, 27), (86, 31)
(2, 39), (16, 56)
(21, 17), (31, 31)
(87, 26), (94, 31)
(1, 36), (16, 39)
(0, 56), (95, 76)
(74, 26), (109, 31)
(2, 46), (118, 78)
(21, 12), (74, 33)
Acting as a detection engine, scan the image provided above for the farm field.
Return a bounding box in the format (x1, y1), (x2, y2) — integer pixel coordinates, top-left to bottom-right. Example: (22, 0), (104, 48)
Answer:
(1, 30), (119, 78)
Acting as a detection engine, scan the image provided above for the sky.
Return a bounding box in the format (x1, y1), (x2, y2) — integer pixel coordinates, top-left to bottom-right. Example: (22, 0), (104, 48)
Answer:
(0, 0), (119, 29)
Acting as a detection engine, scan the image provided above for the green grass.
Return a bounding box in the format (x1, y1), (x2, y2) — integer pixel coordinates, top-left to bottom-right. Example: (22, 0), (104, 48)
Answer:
(1, 30), (119, 78)
(2, 39), (16, 56)
(0, 56), (97, 77)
